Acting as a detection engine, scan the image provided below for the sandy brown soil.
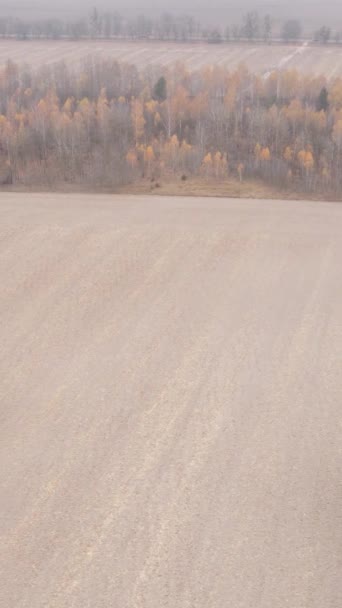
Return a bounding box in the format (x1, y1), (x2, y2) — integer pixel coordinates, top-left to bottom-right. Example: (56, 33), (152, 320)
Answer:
(1, 39), (342, 77)
(1, 193), (342, 608)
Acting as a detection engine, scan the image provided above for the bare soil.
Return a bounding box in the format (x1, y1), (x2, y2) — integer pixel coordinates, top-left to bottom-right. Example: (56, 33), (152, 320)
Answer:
(1, 193), (342, 607)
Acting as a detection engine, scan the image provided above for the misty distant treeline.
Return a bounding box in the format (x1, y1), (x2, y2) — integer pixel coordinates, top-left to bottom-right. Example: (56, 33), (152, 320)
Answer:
(0, 9), (340, 45)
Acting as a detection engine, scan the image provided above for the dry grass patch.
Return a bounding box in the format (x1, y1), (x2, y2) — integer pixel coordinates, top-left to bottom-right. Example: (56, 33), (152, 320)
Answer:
(119, 177), (302, 200)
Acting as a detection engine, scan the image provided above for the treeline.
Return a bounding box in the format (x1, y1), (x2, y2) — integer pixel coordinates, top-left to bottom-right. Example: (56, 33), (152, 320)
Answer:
(1, 58), (342, 197)
(0, 10), (274, 42)
(0, 10), (339, 45)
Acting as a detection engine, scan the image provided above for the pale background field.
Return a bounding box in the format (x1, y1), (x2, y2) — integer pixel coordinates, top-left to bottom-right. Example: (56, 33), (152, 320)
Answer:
(0, 39), (342, 77)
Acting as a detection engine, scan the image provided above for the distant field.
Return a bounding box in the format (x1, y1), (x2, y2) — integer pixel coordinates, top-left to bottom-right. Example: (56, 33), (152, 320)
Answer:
(1, 39), (342, 77)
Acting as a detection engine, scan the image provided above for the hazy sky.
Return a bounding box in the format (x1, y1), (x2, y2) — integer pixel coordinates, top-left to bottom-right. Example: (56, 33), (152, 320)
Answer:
(0, 0), (341, 27)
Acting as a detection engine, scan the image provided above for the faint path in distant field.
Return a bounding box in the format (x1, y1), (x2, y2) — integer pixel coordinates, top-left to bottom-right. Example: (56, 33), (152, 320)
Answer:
(263, 40), (309, 80)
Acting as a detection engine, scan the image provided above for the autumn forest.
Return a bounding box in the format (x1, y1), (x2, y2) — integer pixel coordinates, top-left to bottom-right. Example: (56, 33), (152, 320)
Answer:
(1, 58), (342, 198)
